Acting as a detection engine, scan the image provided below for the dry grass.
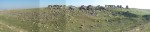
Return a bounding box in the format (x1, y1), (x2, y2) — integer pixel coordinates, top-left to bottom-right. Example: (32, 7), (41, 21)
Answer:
(0, 7), (149, 32)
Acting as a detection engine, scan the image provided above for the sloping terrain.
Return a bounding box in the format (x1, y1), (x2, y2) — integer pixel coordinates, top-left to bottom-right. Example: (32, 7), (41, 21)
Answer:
(127, 22), (150, 32)
(0, 8), (149, 32)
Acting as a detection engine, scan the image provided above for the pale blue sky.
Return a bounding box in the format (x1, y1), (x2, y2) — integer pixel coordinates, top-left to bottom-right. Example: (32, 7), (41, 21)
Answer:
(0, 0), (39, 10)
(0, 0), (150, 10)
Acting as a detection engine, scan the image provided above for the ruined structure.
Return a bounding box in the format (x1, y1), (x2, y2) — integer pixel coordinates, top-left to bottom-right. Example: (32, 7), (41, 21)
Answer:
(79, 5), (87, 10)
(117, 5), (123, 8)
(68, 5), (76, 10)
(48, 5), (128, 10)
(48, 5), (66, 9)
(105, 5), (124, 8)
(48, 5), (52, 8)
(105, 5), (116, 8)
(126, 5), (129, 9)
(95, 5), (106, 10)
(87, 5), (94, 10)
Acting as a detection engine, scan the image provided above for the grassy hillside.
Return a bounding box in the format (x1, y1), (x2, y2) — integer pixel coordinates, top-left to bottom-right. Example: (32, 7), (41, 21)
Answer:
(0, 8), (149, 32)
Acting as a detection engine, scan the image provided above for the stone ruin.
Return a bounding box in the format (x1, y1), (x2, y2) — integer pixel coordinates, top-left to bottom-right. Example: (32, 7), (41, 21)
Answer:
(105, 5), (116, 8)
(48, 5), (66, 9)
(105, 5), (123, 8)
(126, 5), (129, 9)
(48, 5), (129, 10)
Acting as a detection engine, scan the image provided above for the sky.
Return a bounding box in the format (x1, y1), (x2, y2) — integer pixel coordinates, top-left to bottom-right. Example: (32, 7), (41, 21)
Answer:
(0, 0), (150, 10)
(0, 0), (39, 10)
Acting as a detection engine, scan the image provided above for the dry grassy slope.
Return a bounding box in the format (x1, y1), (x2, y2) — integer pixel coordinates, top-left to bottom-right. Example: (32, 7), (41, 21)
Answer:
(127, 20), (150, 32)
(0, 8), (149, 32)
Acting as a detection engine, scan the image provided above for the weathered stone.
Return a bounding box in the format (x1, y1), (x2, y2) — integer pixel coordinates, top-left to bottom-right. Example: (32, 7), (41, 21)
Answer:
(79, 5), (86, 10)
(105, 5), (116, 8)
(87, 5), (94, 10)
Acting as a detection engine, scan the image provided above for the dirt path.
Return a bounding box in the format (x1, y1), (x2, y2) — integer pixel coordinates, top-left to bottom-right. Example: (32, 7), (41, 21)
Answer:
(0, 21), (28, 32)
